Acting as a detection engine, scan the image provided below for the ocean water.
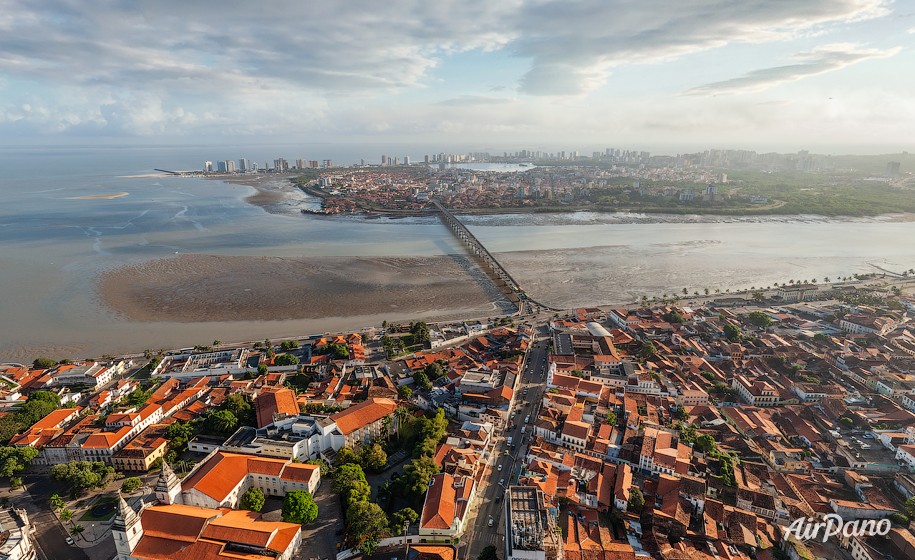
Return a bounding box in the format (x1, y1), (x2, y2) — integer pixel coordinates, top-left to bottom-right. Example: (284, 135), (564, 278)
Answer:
(2, 144), (915, 361)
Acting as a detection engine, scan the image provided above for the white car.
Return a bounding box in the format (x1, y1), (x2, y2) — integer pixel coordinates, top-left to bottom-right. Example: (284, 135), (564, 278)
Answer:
(66, 537), (75, 546)
(498, 464), (503, 471)
(488, 517), (495, 527)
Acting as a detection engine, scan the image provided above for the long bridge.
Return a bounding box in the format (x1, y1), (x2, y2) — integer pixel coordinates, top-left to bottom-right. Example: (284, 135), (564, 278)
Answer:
(432, 200), (557, 312)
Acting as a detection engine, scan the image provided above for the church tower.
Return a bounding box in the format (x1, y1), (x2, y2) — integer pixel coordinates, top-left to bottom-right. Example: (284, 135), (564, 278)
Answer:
(154, 461), (182, 505)
(112, 494), (143, 560)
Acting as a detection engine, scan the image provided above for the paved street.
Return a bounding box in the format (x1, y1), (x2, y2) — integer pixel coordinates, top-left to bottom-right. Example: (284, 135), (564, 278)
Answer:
(460, 325), (551, 560)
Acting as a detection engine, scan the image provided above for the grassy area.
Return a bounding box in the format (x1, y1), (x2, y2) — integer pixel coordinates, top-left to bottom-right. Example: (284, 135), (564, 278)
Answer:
(79, 496), (117, 522)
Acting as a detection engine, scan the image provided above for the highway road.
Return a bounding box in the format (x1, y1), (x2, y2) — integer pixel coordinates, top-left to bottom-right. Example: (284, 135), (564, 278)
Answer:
(460, 325), (552, 560)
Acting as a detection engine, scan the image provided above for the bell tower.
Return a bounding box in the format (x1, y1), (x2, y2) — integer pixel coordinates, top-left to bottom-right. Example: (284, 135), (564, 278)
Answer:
(154, 461), (182, 505)
(112, 494), (143, 560)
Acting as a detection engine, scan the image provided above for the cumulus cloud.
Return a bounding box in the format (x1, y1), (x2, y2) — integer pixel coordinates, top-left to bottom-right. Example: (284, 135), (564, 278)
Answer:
(0, 0), (900, 137)
(510, 0), (890, 94)
(685, 44), (900, 96)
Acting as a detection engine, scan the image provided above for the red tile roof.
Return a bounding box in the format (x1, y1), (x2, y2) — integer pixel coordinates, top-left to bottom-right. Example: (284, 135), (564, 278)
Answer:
(329, 397), (397, 435)
(255, 387), (299, 428)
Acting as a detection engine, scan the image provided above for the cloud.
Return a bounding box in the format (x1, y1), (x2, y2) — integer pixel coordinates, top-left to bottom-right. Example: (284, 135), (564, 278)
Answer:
(686, 44), (900, 95)
(0, 0), (900, 139)
(436, 95), (516, 107)
(510, 0), (890, 95)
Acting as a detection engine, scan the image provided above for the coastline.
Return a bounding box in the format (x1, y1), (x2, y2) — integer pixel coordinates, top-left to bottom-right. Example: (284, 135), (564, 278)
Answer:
(201, 173), (915, 225)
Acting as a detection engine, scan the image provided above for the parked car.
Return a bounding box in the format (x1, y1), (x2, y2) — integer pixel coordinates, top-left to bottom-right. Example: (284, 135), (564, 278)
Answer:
(488, 517), (495, 527)
(498, 464), (503, 471)
(66, 537), (75, 546)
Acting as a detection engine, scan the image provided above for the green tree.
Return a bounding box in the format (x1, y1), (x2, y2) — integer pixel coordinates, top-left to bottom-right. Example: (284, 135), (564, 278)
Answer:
(628, 487), (645, 513)
(346, 501), (389, 555)
(662, 310), (683, 324)
(60, 509), (74, 524)
(282, 490), (318, 524)
(410, 322), (431, 345)
(344, 479), (371, 508)
(723, 323), (742, 342)
(71, 524), (85, 538)
(257, 363), (269, 375)
(478, 545), (500, 560)
(274, 353), (300, 366)
(240, 487), (265, 512)
(121, 477), (143, 494)
(49, 493), (65, 512)
(746, 311), (772, 328)
(905, 497), (915, 520)
(280, 340), (299, 351)
(636, 341), (657, 360)
(32, 357), (58, 369)
(335, 447), (360, 466)
(361, 443), (388, 472)
(0, 446), (38, 479)
(695, 434), (717, 454)
(413, 370), (432, 391)
(401, 455), (439, 497)
(50, 461), (115, 497)
(224, 394), (254, 426)
(390, 507), (419, 534)
(424, 362), (445, 381)
(205, 409), (238, 436)
(334, 463), (367, 488)
(398, 385), (413, 400)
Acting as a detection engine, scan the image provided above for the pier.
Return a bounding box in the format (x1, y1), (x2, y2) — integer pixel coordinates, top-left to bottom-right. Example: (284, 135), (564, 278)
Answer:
(432, 200), (556, 312)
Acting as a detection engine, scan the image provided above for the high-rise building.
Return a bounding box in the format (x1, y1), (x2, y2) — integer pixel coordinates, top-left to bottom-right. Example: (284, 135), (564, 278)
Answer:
(309, 160), (319, 168)
(886, 161), (901, 178)
(216, 161), (227, 173)
(296, 159), (306, 170)
(381, 155), (388, 166)
(203, 161), (213, 173)
(224, 160), (236, 173)
(238, 158), (250, 172)
(274, 158), (289, 172)
(404, 156), (410, 165)
(322, 159), (332, 168)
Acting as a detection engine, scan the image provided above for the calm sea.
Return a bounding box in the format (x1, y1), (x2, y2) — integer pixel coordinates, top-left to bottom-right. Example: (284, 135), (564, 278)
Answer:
(1, 144), (914, 361)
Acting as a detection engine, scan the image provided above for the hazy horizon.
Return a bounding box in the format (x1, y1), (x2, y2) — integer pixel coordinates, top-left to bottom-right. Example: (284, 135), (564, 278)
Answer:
(2, 1), (913, 152)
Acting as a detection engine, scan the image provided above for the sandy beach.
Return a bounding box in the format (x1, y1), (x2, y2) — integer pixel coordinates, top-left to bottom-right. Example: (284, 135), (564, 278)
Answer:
(98, 253), (511, 323)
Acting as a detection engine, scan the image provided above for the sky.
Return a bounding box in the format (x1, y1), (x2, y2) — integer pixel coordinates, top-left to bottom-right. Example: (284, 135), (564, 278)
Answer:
(1, 0), (914, 154)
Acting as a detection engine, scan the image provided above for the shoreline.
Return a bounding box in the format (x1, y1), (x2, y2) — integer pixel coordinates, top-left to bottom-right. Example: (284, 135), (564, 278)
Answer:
(200, 174), (915, 224)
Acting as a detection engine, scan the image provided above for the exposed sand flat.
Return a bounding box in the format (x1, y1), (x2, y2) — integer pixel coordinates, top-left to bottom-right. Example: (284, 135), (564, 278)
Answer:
(98, 253), (511, 323)
(118, 173), (170, 178)
(66, 192), (129, 200)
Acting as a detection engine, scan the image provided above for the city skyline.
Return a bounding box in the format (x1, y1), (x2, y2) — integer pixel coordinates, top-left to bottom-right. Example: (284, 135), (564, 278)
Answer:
(1, 1), (913, 152)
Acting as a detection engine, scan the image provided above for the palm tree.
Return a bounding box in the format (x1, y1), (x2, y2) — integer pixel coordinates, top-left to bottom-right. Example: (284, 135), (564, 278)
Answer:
(823, 277), (830, 283)
(71, 524), (85, 539)
(704, 288), (709, 296)
(50, 494), (65, 512)
(714, 289), (720, 294)
(143, 349), (152, 360)
(213, 339), (222, 347)
(381, 415), (393, 441)
(60, 509), (74, 524)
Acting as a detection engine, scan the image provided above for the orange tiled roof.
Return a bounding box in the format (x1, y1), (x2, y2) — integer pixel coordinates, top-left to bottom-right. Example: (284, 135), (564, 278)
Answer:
(134, 504), (301, 560)
(182, 451), (318, 503)
(329, 397), (396, 435)
(255, 387), (299, 428)
(421, 473), (457, 530)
